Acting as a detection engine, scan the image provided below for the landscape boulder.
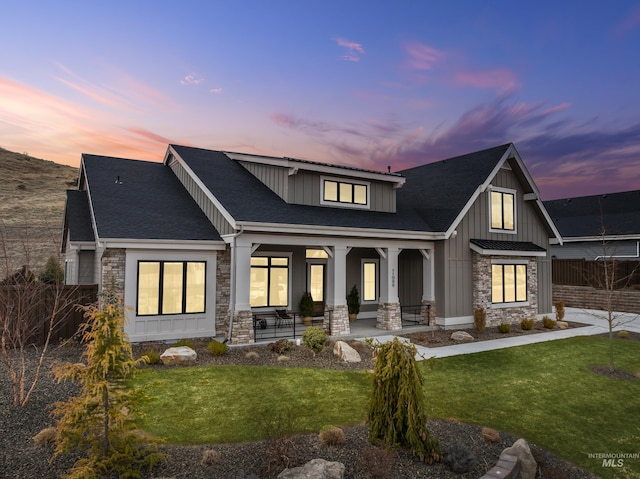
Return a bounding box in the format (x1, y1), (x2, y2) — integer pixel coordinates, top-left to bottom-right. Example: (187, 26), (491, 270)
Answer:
(450, 331), (474, 342)
(502, 438), (537, 479)
(277, 458), (345, 479)
(557, 321), (569, 329)
(333, 341), (361, 363)
(160, 346), (197, 365)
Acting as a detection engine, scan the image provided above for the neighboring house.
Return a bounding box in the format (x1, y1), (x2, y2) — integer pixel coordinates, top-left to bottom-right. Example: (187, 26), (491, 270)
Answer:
(62, 143), (562, 344)
(545, 190), (640, 260)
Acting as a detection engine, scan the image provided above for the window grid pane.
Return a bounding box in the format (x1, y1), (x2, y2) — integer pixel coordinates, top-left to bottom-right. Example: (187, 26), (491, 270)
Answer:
(503, 265), (516, 302)
(185, 262), (206, 313)
(339, 182), (353, 203)
(138, 262), (160, 315)
(363, 262), (376, 301)
(516, 265), (527, 301)
(324, 181), (338, 201)
(162, 262), (184, 314)
(503, 193), (515, 230)
(269, 268), (289, 306)
(309, 264), (324, 302)
(354, 184), (367, 204)
(491, 265), (503, 303)
(491, 192), (503, 229)
(250, 268), (269, 307)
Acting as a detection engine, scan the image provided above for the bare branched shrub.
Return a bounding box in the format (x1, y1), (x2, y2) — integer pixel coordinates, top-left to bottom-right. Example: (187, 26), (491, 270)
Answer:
(318, 426), (346, 446)
(33, 427), (57, 446)
(357, 446), (395, 479)
(481, 427), (500, 443)
(201, 449), (222, 466)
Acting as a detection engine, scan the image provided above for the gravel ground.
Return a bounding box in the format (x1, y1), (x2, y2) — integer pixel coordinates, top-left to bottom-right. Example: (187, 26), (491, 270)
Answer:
(0, 331), (604, 479)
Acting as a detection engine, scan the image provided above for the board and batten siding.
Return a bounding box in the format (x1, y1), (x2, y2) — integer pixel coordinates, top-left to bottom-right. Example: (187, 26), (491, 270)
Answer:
(437, 166), (553, 319)
(168, 159), (234, 236)
(238, 161), (289, 201)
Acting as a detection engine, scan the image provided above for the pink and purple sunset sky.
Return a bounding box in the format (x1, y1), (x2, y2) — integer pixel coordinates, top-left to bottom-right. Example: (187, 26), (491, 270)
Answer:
(1, 1), (639, 200)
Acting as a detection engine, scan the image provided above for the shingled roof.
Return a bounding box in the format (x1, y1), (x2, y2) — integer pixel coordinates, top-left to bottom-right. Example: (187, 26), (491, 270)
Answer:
(81, 154), (221, 241)
(544, 190), (640, 239)
(64, 190), (95, 243)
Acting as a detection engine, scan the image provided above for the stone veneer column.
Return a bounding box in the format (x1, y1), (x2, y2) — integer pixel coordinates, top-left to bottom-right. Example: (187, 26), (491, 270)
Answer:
(420, 300), (435, 325)
(101, 248), (126, 300)
(327, 305), (349, 336)
(216, 248), (231, 334)
(230, 310), (254, 344)
(377, 302), (402, 330)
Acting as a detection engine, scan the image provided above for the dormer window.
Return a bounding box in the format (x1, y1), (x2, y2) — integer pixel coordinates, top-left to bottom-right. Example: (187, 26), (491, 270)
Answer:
(321, 177), (369, 208)
(490, 188), (516, 232)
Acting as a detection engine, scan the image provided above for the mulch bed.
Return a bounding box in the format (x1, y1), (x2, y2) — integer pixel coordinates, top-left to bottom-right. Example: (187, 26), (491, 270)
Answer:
(0, 334), (603, 479)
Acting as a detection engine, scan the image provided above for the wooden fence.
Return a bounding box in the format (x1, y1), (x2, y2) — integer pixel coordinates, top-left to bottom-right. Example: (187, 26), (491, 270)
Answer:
(0, 284), (98, 346)
(552, 259), (640, 289)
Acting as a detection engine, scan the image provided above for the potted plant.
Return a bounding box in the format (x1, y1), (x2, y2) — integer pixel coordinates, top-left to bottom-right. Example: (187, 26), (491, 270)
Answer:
(347, 284), (360, 322)
(299, 291), (315, 326)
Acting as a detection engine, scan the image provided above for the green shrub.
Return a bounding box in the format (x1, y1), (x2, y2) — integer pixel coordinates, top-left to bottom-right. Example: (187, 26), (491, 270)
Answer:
(207, 340), (228, 356)
(142, 348), (162, 365)
(318, 425), (346, 446)
(269, 338), (292, 355)
(173, 338), (195, 349)
(543, 316), (556, 329)
(520, 318), (535, 331)
(473, 307), (486, 333)
(444, 442), (477, 473)
(302, 326), (327, 355)
(497, 323), (511, 334)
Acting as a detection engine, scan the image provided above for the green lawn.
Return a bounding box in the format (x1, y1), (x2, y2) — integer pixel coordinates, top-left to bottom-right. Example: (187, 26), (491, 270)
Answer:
(136, 336), (640, 478)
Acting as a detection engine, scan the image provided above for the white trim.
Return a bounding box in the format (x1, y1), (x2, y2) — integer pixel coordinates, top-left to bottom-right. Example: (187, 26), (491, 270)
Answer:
(492, 301), (531, 309)
(435, 315), (474, 328)
(99, 239), (226, 250)
(556, 234), (640, 243)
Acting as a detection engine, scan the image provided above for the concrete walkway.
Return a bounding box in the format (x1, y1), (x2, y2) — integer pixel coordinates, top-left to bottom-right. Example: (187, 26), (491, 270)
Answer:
(356, 308), (640, 360)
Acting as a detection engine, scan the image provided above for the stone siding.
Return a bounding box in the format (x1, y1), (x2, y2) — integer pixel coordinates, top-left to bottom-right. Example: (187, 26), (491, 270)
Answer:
(376, 302), (402, 330)
(420, 300), (435, 325)
(101, 248), (126, 299)
(216, 248), (231, 333)
(473, 252), (538, 325)
(327, 305), (350, 336)
(553, 284), (640, 315)
(230, 309), (254, 344)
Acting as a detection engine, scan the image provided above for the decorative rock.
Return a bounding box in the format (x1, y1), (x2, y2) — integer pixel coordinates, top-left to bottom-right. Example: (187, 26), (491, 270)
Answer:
(557, 321), (569, 329)
(502, 438), (537, 479)
(450, 331), (474, 342)
(160, 346), (197, 365)
(277, 458), (345, 479)
(333, 341), (361, 363)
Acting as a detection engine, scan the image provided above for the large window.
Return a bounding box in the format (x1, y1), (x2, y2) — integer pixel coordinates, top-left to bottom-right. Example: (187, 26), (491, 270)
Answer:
(362, 260), (378, 302)
(492, 263), (527, 304)
(322, 179), (368, 207)
(490, 190), (515, 231)
(250, 256), (289, 307)
(137, 261), (206, 315)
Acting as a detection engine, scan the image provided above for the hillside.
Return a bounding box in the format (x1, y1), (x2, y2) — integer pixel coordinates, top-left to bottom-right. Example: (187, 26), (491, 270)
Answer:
(0, 147), (78, 278)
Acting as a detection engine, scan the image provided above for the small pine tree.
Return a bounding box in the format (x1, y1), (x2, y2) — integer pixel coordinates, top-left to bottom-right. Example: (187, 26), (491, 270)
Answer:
(52, 295), (164, 479)
(40, 255), (64, 284)
(368, 337), (440, 463)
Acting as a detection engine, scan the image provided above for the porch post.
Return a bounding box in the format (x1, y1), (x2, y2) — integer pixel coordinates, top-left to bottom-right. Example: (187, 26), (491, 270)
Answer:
(377, 247), (402, 330)
(325, 245), (349, 336)
(421, 250), (435, 325)
(230, 240), (254, 344)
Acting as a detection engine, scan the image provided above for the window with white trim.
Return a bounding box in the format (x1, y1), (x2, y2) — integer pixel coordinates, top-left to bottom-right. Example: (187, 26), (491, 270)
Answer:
(491, 263), (527, 303)
(362, 259), (378, 302)
(250, 256), (289, 307)
(321, 177), (369, 207)
(490, 189), (515, 232)
(137, 261), (206, 315)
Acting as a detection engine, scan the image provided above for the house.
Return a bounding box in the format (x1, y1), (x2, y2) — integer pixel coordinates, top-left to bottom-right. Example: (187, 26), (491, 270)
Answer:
(544, 190), (640, 260)
(62, 143), (562, 344)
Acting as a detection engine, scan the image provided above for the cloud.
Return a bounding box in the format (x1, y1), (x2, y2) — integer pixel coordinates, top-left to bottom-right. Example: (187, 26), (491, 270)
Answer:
(335, 37), (365, 62)
(613, 4), (640, 37)
(180, 74), (204, 85)
(210, 87), (223, 93)
(453, 68), (520, 94)
(404, 41), (443, 71)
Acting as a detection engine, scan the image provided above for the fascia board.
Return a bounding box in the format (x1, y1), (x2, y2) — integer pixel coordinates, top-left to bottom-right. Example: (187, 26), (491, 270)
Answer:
(236, 232), (435, 250)
(225, 151), (406, 187)
(559, 234), (640, 243)
(236, 221), (444, 241)
(80, 155), (102, 246)
(469, 242), (547, 257)
(167, 145), (238, 229)
(99, 239), (226, 250)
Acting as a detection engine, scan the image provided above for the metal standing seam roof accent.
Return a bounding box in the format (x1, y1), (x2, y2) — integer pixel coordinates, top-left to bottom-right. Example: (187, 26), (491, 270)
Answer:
(470, 238), (547, 253)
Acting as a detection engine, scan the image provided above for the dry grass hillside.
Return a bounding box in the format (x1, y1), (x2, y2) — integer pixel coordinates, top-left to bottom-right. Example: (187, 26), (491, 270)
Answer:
(0, 147), (78, 278)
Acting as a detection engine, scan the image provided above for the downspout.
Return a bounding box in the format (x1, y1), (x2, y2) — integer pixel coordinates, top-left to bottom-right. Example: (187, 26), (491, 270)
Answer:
(226, 225), (244, 342)
(594, 241), (640, 261)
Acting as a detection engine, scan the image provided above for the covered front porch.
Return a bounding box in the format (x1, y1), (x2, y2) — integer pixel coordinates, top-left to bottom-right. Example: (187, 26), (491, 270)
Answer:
(225, 232), (435, 344)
